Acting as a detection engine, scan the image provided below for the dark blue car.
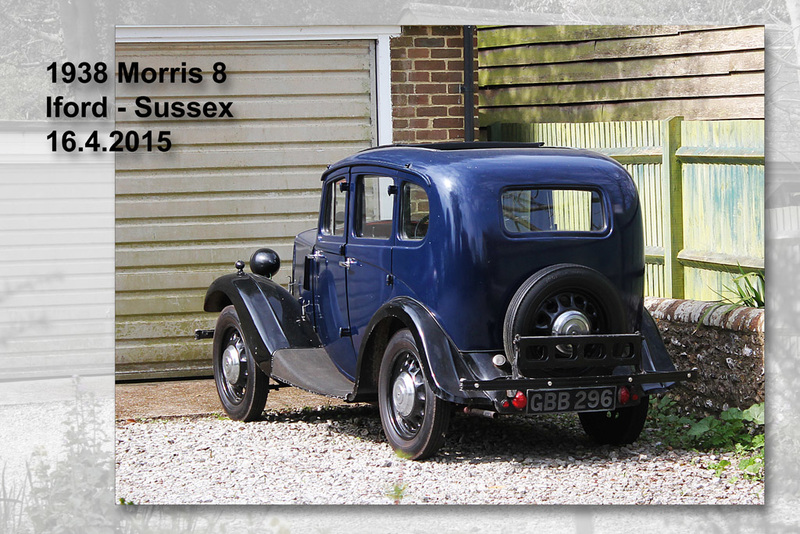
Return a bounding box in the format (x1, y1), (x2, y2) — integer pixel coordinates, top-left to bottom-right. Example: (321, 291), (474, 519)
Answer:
(201, 143), (692, 460)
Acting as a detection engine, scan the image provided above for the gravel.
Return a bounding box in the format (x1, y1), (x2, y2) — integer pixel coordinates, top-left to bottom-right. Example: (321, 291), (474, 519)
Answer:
(115, 404), (764, 505)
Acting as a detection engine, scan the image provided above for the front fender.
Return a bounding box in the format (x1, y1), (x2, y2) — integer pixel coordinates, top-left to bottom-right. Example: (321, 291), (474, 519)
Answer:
(204, 273), (320, 372)
(355, 297), (482, 403)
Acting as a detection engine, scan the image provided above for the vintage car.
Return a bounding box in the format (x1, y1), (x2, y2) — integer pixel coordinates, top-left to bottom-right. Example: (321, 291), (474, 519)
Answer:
(198, 143), (693, 460)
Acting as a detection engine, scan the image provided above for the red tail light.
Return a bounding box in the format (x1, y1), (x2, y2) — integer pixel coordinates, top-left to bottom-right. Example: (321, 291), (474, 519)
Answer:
(511, 390), (527, 410)
(618, 386), (631, 405)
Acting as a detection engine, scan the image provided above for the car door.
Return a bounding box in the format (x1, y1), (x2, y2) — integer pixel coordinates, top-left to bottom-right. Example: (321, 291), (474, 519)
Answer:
(345, 169), (398, 362)
(313, 172), (358, 379)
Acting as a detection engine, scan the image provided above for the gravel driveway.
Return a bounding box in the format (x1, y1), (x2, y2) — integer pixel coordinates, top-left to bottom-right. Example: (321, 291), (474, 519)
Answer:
(115, 403), (763, 505)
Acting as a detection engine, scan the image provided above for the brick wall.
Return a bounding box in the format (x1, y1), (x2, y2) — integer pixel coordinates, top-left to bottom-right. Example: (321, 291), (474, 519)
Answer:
(390, 26), (478, 144)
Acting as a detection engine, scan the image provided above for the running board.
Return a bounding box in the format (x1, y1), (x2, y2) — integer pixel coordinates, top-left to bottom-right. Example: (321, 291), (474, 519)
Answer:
(269, 348), (355, 399)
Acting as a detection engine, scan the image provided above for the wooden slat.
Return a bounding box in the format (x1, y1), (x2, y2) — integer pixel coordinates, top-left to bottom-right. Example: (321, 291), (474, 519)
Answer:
(479, 96), (764, 123)
(481, 72), (763, 107)
(479, 50), (764, 87)
(116, 218), (315, 245)
(477, 25), (717, 48)
(115, 169), (322, 195)
(114, 94), (372, 122)
(115, 141), (370, 171)
(115, 194), (318, 220)
(116, 243), (295, 270)
(112, 121), (373, 146)
(116, 72), (372, 98)
(479, 26), (764, 67)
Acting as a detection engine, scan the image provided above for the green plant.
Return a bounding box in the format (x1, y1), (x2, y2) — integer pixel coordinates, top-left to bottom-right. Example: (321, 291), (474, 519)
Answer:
(385, 482), (408, 504)
(0, 464), (25, 534)
(650, 397), (765, 480)
(687, 403), (764, 450)
(25, 379), (115, 533)
(647, 397), (765, 479)
(646, 396), (696, 449)
(698, 266), (764, 326)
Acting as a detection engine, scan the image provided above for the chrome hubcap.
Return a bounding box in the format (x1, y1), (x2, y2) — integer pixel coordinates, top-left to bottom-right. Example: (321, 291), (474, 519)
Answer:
(222, 344), (241, 385)
(553, 309), (591, 355)
(552, 310), (591, 336)
(392, 371), (417, 417)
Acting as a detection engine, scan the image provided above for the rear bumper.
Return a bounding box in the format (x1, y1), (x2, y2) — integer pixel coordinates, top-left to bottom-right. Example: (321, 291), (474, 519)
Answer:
(459, 368), (696, 392)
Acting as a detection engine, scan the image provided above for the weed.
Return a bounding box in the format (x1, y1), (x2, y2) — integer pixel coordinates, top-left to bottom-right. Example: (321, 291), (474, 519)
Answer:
(648, 396), (765, 480)
(385, 482), (408, 504)
(0, 464), (25, 534)
(118, 497), (136, 505)
(698, 266), (764, 326)
(25, 379), (114, 533)
(646, 396), (695, 449)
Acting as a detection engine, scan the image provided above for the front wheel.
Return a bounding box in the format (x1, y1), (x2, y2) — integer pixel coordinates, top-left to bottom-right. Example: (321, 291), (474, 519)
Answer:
(578, 395), (649, 445)
(212, 305), (269, 421)
(378, 329), (451, 460)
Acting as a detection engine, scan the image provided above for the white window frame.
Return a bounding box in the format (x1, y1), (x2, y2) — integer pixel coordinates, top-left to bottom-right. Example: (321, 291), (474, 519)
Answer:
(116, 25), (401, 146)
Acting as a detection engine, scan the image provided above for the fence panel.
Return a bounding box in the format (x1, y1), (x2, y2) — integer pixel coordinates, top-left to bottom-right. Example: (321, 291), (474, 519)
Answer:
(486, 118), (764, 301)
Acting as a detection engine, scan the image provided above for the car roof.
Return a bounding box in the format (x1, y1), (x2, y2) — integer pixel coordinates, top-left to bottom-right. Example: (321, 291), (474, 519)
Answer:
(322, 143), (624, 187)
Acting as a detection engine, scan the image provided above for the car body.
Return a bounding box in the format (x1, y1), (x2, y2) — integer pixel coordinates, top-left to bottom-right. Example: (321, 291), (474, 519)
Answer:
(200, 143), (693, 459)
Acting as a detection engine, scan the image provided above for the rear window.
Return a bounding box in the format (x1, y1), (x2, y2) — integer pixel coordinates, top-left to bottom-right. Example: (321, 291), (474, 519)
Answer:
(501, 188), (605, 233)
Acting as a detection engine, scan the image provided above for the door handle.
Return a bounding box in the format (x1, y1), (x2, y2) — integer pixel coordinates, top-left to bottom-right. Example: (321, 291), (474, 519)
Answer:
(339, 257), (357, 269)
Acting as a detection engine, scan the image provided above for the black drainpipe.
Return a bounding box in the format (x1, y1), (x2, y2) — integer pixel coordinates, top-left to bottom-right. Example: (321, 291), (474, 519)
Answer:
(463, 25), (475, 142)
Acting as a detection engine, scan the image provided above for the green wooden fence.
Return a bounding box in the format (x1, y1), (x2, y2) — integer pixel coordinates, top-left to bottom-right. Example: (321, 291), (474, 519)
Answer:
(486, 118), (765, 301)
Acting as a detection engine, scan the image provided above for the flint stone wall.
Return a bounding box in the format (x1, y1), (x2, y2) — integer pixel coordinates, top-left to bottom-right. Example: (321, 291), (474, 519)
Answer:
(644, 297), (765, 416)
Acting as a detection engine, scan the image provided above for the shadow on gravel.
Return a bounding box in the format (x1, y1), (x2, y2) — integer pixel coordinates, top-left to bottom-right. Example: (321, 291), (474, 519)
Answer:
(254, 403), (628, 465)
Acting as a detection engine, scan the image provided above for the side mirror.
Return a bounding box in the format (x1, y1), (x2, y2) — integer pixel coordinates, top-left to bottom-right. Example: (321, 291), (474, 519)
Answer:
(250, 248), (280, 278)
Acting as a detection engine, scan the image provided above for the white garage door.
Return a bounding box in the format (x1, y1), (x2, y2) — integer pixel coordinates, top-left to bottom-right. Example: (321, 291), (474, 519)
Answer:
(115, 39), (377, 379)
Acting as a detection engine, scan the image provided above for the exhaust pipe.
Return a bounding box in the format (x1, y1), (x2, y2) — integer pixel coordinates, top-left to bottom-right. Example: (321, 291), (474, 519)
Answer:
(463, 407), (498, 419)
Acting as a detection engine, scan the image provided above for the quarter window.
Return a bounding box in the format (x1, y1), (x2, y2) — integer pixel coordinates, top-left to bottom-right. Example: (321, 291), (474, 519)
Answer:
(502, 188), (605, 233)
(401, 182), (429, 240)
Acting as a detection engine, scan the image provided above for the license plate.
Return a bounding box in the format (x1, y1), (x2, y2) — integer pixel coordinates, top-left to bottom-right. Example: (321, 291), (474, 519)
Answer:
(526, 386), (616, 414)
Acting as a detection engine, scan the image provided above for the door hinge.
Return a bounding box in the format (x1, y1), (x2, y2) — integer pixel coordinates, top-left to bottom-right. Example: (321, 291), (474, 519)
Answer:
(339, 327), (352, 337)
(386, 274), (394, 286)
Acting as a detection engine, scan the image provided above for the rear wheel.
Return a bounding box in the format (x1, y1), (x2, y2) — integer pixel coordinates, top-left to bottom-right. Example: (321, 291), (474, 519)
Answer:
(578, 395), (649, 444)
(212, 305), (268, 421)
(378, 329), (451, 460)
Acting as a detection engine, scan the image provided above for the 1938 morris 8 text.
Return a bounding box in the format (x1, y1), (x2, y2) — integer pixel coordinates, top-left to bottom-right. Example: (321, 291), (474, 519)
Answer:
(198, 143), (693, 460)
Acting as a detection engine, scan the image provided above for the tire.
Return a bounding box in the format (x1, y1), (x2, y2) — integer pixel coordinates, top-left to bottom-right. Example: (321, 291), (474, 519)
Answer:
(578, 395), (650, 445)
(377, 329), (451, 460)
(503, 264), (627, 375)
(212, 305), (269, 421)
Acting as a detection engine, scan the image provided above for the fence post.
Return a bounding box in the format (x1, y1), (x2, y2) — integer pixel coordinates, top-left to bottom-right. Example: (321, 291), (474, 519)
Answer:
(662, 116), (684, 298)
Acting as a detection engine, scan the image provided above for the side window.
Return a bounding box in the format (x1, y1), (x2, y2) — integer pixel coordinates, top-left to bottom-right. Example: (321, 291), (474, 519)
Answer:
(355, 175), (394, 239)
(400, 182), (429, 240)
(322, 177), (347, 237)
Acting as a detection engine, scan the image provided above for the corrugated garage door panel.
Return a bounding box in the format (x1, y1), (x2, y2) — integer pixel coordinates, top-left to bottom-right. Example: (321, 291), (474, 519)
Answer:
(0, 151), (114, 381)
(116, 39), (377, 379)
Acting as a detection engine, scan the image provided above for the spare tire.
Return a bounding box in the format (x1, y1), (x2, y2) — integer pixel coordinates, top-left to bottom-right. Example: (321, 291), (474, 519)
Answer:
(503, 264), (627, 376)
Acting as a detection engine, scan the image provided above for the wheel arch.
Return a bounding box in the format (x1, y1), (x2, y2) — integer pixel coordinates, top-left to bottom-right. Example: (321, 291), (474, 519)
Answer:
(350, 297), (467, 403)
(204, 273), (320, 374)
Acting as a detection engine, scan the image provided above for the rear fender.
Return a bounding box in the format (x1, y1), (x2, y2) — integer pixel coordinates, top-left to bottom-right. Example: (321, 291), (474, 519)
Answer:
(204, 273), (320, 373)
(640, 307), (678, 392)
(353, 297), (477, 403)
